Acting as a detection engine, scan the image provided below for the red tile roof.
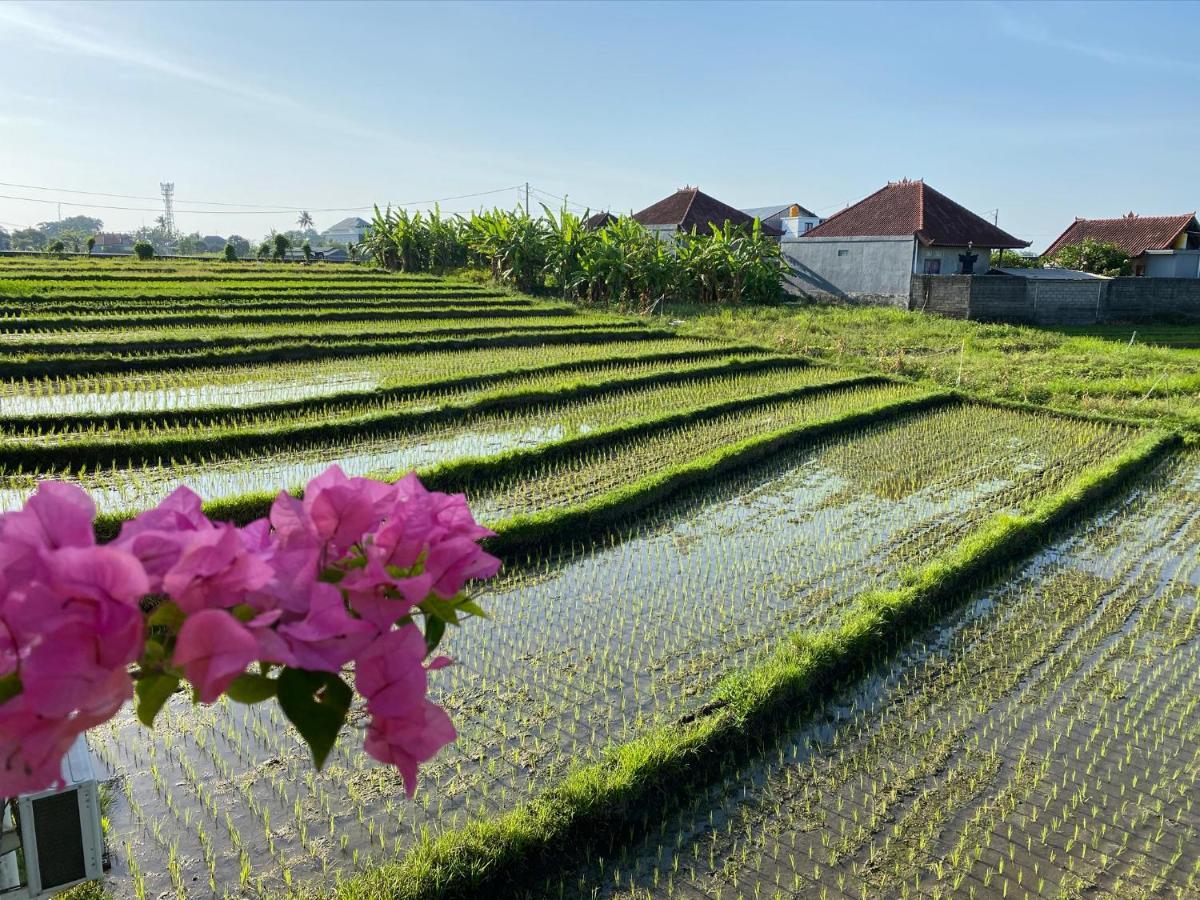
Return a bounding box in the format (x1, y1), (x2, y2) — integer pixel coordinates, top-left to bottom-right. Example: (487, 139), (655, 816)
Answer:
(1042, 213), (1199, 258)
(803, 180), (1028, 249)
(633, 187), (783, 237)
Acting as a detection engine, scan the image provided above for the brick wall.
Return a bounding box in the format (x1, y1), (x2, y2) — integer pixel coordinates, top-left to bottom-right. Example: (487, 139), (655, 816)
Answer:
(1104, 278), (1200, 322)
(908, 275), (1200, 325)
(909, 275), (972, 318)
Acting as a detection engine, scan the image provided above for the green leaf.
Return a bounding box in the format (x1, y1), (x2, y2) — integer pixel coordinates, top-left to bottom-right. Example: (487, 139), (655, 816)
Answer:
(454, 597), (490, 620)
(423, 614), (447, 655)
(135, 673), (180, 727)
(419, 595), (461, 626)
(225, 673), (277, 704)
(146, 600), (184, 632)
(0, 673), (22, 706)
(277, 668), (352, 770)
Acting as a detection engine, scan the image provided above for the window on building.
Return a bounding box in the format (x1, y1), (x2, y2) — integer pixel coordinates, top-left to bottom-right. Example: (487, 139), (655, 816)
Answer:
(923, 258), (942, 274)
(803, 222), (814, 233)
(837, 248), (849, 257)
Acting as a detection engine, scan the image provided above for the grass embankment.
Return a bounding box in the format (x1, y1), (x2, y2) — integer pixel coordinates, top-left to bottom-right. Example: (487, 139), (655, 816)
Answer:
(676, 303), (1200, 431)
(2, 345), (770, 432)
(6, 355), (811, 469)
(91, 374), (897, 537)
(329, 428), (1177, 900)
(0, 304), (578, 331)
(0, 326), (675, 379)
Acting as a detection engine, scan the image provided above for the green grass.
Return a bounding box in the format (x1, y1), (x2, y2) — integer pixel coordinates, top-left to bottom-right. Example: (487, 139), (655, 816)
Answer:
(674, 302), (1200, 431)
(328, 428), (1177, 900)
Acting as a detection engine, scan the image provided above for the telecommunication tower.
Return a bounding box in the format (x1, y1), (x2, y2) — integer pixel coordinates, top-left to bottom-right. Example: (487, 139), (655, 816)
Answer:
(159, 182), (176, 236)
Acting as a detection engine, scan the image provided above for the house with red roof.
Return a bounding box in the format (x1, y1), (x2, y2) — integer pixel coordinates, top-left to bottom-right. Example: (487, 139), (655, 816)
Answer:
(1043, 213), (1200, 277)
(784, 179), (1027, 305)
(632, 187), (783, 240)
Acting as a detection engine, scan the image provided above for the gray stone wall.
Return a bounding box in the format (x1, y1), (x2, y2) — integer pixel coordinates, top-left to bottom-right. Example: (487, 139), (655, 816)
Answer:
(909, 275), (972, 318)
(1104, 278), (1200, 323)
(907, 275), (1200, 325)
(782, 235), (914, 307)
(1028, 279), (1106, 325)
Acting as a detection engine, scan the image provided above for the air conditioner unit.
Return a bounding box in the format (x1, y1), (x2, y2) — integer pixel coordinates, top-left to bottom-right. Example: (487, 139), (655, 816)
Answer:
(0, 736), (104, 899)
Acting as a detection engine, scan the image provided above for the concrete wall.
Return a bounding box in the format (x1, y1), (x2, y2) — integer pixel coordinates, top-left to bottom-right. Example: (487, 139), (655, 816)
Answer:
(908, 274), (1200, 324)
(909, 275), (973, 318)
(1144, 250), (1200, 278)
(914, 244), (991, 276)
(782, 235), (915, 306)
(1104, 278), (1200, 322)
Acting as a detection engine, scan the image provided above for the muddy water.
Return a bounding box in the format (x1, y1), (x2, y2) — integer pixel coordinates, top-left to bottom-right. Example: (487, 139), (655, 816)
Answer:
(84, 409), (1135, 898)
(551, 450), (1200, 900)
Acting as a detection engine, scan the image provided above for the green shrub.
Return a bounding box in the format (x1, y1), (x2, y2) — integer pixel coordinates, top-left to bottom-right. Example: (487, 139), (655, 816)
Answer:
(223, 242), (238, 262)
(48, 239), (66, 254)
(132, 240), (154, 260)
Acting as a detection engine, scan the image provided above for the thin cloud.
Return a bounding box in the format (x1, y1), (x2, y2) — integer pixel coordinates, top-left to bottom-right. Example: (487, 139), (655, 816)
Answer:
(986, 1), (1200, 74)
(0, 2), (396, 142)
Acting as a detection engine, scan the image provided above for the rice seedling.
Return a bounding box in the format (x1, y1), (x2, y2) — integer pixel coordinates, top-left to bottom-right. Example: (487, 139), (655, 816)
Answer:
(539, 449), (1200, 900)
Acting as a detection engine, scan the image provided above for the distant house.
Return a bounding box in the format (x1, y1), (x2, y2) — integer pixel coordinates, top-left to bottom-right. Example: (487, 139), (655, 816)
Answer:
(94, 232), (134, 254)
(1042, 213), (1200, 277)
(633, 187), (783, 240)
(741, 203), (823, 238)
(321, 217), (371, 245)
(786, 179), (1028, 305)
(313, 247), (349, 262)
(583, 211), (617, 231)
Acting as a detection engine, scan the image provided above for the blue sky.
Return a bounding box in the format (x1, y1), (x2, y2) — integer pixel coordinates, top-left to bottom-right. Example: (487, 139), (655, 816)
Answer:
(1, 0), (1197, 251)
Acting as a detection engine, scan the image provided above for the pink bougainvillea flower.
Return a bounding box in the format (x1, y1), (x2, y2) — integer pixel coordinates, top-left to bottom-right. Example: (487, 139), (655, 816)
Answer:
(1, 480), (97, 551)
(160, 523), (273, 614)
(5, 544), (146, 719)
(423, 537), (502, 599)
(340, 559), (434, 631)
(301, 465), (396, 560)
(174, 609), (259, 703)
(0, 700), (80, 795)
(270, 581), (376, 672)
(364, 700), (457, 797)
(354, 625), (434, 718)
(112, 486), (210, 586)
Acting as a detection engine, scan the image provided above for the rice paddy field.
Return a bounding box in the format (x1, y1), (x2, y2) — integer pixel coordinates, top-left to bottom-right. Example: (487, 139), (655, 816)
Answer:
(1, 257), (1194, 900)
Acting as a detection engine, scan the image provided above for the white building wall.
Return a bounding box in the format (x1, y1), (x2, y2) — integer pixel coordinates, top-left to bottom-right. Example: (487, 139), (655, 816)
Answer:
(1144, 250), (1200, 278)
(914, 244), (992, 275)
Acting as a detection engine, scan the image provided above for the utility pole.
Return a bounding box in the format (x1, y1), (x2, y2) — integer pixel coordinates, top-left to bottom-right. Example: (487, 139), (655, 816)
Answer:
(994, 209), (999, 226)
(524, 182), (530, 216)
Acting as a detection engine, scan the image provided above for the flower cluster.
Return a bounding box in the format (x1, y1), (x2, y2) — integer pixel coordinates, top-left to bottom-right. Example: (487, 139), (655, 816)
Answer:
(0, 466), (499, 798)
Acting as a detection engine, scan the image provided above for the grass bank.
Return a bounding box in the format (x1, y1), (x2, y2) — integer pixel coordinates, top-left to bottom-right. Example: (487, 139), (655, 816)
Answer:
(674, 303), (1200, 431)
(328, 428), (1178, 900)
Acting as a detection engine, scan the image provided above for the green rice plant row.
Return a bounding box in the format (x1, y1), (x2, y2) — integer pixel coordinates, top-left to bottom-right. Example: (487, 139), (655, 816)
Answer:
(0, 326), (675, 379)
(0, 303), (577, 332)
(0, 315), (637, 355)
(79, 374), (888, 535)
(0, 358), (823, 469)
(328, 429), (1178, 900)
(0, 338), (754, 424)
(0, 353), (792, 444)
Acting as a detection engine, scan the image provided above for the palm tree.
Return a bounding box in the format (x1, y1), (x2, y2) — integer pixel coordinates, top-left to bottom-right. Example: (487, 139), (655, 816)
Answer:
(297, 210), (314, 231)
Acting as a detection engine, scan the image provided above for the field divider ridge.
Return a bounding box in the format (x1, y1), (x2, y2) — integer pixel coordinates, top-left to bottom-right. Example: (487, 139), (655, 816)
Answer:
(91, 374), (896, 538)
(4, 355), (814, 469)
(327, 427), (1180, 900)
(0, 345), (793, 431)
(0, 304), (579, 332)
(0, 326), (679, 379)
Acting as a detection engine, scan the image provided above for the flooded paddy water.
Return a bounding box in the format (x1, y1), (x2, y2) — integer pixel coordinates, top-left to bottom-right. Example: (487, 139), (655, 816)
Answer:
(548, 449), (1200, 900)
(86, 404), (1143, 898)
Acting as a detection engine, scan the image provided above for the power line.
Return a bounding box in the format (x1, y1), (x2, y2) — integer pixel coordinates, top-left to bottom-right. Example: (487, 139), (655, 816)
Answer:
(0, 183), (527, 217)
